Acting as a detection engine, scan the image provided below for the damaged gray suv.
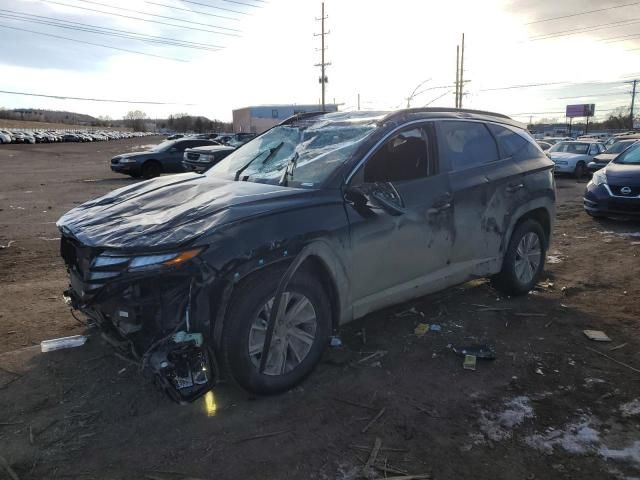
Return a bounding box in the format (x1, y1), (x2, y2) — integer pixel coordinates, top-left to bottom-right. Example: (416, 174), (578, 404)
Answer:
(57, 109), (555, 401)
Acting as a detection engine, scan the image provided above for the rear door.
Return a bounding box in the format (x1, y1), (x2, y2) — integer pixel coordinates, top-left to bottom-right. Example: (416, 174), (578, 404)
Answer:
(435, 120), (524, 271)
(346, 123), (454, 313)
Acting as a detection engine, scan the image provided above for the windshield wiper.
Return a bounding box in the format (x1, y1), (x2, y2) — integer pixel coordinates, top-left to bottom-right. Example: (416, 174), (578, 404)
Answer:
(234, 142), (284, 181)
(279, 152), (299, 186)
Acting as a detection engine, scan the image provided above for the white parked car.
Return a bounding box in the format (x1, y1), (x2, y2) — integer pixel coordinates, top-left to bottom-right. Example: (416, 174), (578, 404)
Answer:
(547, 141), (605, 178)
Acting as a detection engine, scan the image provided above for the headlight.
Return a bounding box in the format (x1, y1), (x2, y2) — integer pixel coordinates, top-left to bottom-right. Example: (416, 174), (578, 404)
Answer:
(554, 160), (568, 165)
(92, 248), (203, 272)
(197, 154), (212, 163)
(119, 157), (138, 163)
(590, 169), (607, 186)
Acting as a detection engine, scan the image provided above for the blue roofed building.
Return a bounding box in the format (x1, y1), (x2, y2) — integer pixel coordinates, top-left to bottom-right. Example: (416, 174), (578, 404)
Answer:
(232, 104), (339, 134)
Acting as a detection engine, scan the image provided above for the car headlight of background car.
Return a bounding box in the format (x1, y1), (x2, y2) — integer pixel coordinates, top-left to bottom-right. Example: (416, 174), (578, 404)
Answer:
(196, 154), (212, 163)
(589, 169), (607, 187)
(554, 160), (568, 165)
(119, 157), (138, 163)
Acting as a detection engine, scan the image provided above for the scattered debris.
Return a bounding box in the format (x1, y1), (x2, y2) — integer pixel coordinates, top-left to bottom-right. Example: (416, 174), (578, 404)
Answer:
(463, 355), (476, 371)
(0, 240), (15, 249)
(330, 336), (343, 348)
(586, 346), (640, 375)
(479, 396), (534, 441)
(40, 335), (88, 352)
(414, 323), (429, 336)
(609, 343), (627, 352)
(37, 237), (60, 241)
(452, 344), (496, 360)
(0, 455), (19, 480)
(394, 307), (424, 318)
(514, 312), (547, 317)
(583, 330), (612, 342)
(477, 307), (511, 312)
(361, 407), (386, 433)
(526, 419), (600, 454)
(234, 430), (291, 444)
(429, 324), (441, 332)
(535, 368), (544, 375)
(546, 255), (562, 264)
(357, 351), (387, 365)
(620, 399), (640, 417)
(364, 437), (382, 470)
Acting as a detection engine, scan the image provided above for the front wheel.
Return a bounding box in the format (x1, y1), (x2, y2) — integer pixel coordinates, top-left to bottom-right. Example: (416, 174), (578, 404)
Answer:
(491, 219), (546, 296)
(221, 267), (331, 394)
(574, 161), (586, 179)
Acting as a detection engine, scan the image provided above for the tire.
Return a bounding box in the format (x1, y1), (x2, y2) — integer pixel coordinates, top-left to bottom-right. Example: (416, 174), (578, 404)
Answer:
(221, 266), (331, 395)
(129, 172), (142, 179)
(141, 161), (161, 179)
(574, 161), (586, 179)
(491, 219), (546, 296)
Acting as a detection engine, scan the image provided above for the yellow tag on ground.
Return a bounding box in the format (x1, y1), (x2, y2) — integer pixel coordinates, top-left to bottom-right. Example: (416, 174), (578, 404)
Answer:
(414, 323), (429, 336)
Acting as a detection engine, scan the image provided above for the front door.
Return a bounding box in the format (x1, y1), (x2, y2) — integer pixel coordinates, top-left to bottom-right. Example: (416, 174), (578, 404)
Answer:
(345, 123), (454, 313)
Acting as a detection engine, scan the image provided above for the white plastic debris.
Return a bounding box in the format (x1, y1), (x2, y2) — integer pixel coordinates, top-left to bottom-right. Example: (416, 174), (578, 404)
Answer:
(41, 335), (88, 352)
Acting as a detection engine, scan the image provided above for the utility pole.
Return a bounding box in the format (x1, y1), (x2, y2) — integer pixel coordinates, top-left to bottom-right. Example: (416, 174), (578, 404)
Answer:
(357, 93), (360, 111)
(630, 79), (637, 129)
(459, 33), (465, 108)
(455, 45), (460, 108)
(314, 2), (330, 112)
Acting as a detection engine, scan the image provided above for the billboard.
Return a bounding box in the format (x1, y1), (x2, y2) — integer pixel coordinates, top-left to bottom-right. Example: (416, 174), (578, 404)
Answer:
(566, 104), (595, 118)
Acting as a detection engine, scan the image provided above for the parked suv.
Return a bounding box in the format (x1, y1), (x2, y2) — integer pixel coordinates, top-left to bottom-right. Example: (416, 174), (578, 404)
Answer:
(182, 145), (235, 173)
(110, 138), (217, 178)
(57, 109), (555, 401)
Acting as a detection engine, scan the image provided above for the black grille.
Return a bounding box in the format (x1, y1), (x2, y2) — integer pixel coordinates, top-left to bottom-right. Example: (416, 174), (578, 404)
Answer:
(610, 185), (640, 196)
(608, 201), (640, 213)
(186, 152), (200, 160)
(111, 158), (120, 164)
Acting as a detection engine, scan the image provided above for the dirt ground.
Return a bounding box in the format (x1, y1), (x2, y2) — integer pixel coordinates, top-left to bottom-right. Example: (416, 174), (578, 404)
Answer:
(1, 137), (640, 480)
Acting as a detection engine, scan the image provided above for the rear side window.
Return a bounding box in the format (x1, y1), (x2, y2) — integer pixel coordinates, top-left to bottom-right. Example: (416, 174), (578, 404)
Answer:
(436, 121), (499, 171)
(487, 124), (540, 161)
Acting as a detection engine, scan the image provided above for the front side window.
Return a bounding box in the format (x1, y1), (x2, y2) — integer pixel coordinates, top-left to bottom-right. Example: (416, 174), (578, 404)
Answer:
(589, 144), (599, 155)
(436, 121), (499, 171)
(360, 126), (431, 183)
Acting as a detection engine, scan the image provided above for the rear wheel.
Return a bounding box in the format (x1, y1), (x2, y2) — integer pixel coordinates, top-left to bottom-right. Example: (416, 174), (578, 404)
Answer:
(221, 266), (331, 394)
(491, 219), (546, 296)
(141, 161), (161, 179)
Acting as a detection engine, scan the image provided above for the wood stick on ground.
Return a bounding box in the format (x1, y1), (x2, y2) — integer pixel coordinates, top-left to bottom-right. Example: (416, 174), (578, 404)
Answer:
(514, 312), (547, 317)
(365, 437), (382, 469)
(586, 346), (640, 374)
(609, 343), (628, 352)
(374, 464), (409, 475)
(332, 397), (377, 411)
(374, 475), (430, 480)
(362, 408), (386, 433)
(350, 445), (408, 453)
(357, 351), (387, 364)
(234, 430), (291, 443)
(0, 455), (20, 480)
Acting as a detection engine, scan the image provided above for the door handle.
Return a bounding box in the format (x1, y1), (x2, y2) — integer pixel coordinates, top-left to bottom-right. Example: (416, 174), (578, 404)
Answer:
(506, 183), (524, 193)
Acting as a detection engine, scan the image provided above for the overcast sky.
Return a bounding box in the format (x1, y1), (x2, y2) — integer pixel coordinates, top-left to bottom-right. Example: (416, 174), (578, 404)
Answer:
(0, 0), (639, 123)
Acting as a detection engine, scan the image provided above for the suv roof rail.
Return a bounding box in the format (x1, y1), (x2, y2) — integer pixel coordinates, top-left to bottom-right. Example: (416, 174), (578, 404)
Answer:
(385, 107), (513, 121)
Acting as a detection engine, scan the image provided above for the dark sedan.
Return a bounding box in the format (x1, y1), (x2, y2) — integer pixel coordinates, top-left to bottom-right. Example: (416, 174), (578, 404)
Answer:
(111, 138), (218, 178)
(182, 145), (235, 173)
(584, 142), (640, 217)
(588, 139), (638, 173)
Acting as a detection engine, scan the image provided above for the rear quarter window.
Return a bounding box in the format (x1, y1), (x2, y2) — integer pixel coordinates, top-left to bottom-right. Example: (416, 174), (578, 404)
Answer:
(436, 121), (499, 171)
(487, 123), (542, 161)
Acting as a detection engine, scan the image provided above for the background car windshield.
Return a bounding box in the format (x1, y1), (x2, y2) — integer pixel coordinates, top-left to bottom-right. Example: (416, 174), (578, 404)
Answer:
(549, 142), (589, 154)
(614, 144), (640, 164)
(207, 113), (382, 187)
(606, 141), (635, 154)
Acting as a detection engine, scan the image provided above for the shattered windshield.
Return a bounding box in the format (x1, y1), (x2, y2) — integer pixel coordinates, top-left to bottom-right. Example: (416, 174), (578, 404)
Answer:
(206, 112), (386, 187)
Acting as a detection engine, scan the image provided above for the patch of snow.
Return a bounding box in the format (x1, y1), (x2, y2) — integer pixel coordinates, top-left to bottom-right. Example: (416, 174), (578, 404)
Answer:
(546, 255), (562, 264)
(600, 441), (640, 465)
(525, 419), (600, 454)
(480, 396), (534, 441)
(620, 399), (640, 417)
(584, 377), (607, 388)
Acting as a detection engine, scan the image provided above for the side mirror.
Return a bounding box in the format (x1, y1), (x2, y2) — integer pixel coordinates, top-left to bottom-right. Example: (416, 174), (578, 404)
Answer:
(345, 183), (405, 216)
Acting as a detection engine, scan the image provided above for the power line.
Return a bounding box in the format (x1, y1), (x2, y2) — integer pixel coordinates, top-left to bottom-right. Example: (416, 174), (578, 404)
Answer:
(0, 89), (195, 105)
(557, 91), (630, 100)
(223, 0), (265, 5)
(0, 10), (223, 51)
(526, 17), (640, 42)
(176, 0), (249, 15)
(58, 0), (240, 32)
(144, 1), (239, 21)
(526, 1), (640, 25)
(0, 23), (188, 62)
(40, 0), (241, 37)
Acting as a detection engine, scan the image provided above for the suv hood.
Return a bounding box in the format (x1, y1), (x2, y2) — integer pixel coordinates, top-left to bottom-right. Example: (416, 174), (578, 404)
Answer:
(593, 153), (617, 162)
(57, 174), (312, 249)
